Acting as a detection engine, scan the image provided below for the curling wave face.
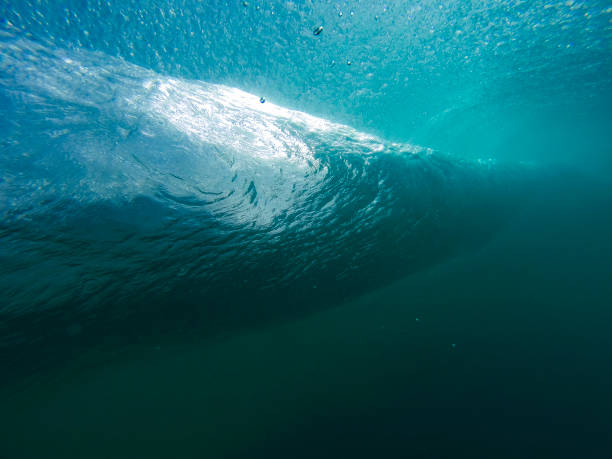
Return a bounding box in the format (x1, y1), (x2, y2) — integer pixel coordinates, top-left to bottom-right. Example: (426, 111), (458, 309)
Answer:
(0, 38), (529, 353)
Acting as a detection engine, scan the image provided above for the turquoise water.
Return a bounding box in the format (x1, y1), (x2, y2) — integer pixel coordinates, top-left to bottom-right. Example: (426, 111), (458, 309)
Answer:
(1, 1), (611, 458)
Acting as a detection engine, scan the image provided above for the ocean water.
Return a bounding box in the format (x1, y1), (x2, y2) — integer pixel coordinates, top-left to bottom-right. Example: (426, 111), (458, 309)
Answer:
(1, 1), (611, 458)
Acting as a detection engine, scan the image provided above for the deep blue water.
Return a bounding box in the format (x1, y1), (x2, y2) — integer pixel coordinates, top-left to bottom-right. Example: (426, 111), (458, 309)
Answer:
(1, 1), (611, 458)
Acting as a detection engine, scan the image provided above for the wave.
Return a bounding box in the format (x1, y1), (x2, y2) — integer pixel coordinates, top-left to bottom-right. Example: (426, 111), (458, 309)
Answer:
(0, 38), (531, 356)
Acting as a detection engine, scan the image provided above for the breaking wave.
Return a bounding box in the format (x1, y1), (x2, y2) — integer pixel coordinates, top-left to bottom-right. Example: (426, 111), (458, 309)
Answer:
(0, 37), (529, 356)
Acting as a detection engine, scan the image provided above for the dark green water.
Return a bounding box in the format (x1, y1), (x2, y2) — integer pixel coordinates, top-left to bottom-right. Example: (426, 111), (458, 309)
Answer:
(3, 174), (612, 458)
(1, 1), (612, 458)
